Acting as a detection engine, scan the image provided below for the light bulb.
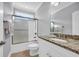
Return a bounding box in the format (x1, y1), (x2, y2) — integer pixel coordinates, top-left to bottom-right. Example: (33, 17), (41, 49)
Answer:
(51, 2), (59, 6)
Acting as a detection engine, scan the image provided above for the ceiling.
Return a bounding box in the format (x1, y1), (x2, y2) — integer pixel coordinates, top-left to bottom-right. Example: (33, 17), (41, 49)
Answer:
(13, 2), (43, 13)
(13, 2), (78, 17)
(52, 2), (79, 20)
(51, 2), (74, 15)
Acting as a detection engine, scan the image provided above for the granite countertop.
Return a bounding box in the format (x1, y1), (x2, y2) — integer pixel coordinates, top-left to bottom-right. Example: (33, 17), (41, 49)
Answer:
(39, 35), (79, 55)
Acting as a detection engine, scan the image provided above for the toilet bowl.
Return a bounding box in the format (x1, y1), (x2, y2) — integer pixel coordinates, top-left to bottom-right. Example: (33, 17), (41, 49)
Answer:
(27, 40), (39, 56)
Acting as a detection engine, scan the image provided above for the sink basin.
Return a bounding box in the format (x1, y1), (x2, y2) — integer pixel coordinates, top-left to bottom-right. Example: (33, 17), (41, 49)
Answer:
(49, 38), (68, 43)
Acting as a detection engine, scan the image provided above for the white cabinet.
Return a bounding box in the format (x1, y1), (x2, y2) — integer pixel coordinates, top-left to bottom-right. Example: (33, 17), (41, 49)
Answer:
(38, 38), (79, 57)
(72, 11), (79, 35)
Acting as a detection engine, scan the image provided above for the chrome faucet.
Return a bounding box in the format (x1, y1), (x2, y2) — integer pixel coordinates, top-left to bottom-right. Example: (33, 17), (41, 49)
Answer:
(53, 33), (65, 39)
(58, 33), (65, 39)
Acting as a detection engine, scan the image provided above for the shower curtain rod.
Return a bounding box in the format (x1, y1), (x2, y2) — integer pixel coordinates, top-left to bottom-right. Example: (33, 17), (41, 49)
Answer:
(12, 15), (38, 20)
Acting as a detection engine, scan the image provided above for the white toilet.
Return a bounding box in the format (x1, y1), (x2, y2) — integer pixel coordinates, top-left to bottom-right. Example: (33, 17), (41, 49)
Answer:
(27, 40), (39, 57)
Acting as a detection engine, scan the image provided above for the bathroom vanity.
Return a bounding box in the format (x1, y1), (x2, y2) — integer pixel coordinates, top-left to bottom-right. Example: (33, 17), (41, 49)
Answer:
(38, 36), (79, 57)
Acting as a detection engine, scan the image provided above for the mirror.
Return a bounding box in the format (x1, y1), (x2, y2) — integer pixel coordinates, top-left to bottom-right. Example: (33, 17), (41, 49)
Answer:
(50, 2), (75, 35)
(50, 21), (64, 34)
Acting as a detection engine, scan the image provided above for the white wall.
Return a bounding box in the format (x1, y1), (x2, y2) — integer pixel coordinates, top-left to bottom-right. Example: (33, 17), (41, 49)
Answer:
(3, 2), (13, 57)
(35, 2), (51, 36)
(0, 2), (4, 57)
(0, 2), (13, 57)
(28, 20), (37, 41)
(72, 11), (79, 35)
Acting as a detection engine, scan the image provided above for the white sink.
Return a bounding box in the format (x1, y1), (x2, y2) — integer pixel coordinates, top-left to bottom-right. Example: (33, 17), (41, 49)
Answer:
(49, 38), (68, 43)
